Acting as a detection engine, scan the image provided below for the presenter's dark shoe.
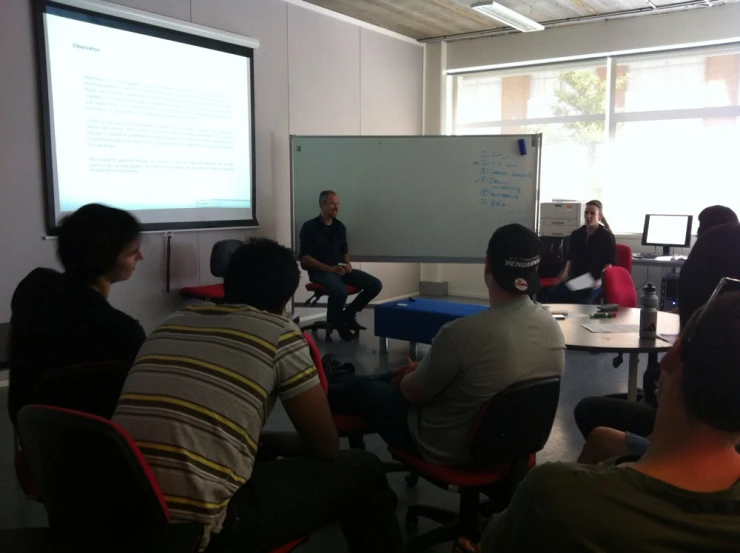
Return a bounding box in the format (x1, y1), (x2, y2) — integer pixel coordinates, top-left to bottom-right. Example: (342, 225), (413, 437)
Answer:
(344, 309), (361, 332)
(337, 325), (356, 342)
(346, 317), (361, 332)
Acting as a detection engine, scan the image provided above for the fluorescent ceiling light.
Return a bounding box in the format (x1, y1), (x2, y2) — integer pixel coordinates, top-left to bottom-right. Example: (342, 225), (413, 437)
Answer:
(471, 1), (545, 32)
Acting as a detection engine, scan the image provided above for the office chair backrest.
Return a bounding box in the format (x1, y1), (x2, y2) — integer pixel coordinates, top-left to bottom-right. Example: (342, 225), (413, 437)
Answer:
(210, 239), (244, 278)
(615, 244), (633, 273)
(603, 266), (638, 308)
(469, 376), (561, 465)
(538, 236), (569, 278)
(35, 360), (131, 419)
(17, 405), (170, 535)
(303, 332), (328, 395)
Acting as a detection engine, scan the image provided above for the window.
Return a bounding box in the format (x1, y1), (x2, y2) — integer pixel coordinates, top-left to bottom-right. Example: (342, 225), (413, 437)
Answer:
(451, 45), (740, 233)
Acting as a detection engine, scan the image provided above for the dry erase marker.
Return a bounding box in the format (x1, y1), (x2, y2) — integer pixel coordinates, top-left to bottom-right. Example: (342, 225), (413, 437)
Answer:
(590, 313), (615, 319)
(551, 311), (568, 316)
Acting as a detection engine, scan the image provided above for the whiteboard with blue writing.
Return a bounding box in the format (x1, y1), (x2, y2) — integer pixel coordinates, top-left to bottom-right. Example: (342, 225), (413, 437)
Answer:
(291, 135), (541, 262)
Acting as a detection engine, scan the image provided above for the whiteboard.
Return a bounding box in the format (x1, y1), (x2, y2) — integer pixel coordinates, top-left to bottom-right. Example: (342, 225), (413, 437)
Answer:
(291, 135), (541, 262)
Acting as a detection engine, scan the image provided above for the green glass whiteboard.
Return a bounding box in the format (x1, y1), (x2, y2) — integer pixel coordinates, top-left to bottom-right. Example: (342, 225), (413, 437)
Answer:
(291, 135), (541, 262)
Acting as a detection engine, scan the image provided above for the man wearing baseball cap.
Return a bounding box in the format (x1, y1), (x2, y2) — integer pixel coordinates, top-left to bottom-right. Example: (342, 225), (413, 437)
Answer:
(337, 224), (565, 465)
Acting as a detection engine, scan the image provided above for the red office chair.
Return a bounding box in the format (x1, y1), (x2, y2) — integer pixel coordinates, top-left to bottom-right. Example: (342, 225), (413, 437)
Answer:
(615, 243), (633, 273)
(301, 283), (366, 342)
(181, 239), (243, 303)
(34, 360), (132, 418)
(17, 404), (202, 550)
(390, 376), (561, 552)
(539, 276), (561, 289)
(12, 359), (130, 500)
(303, 332), (374, 449)
(16, 405), (307, 553)
(270, 538), (308, 553)
(538, 236), (569, 294)
(304, 332), (329, 395)
(304, 332), (409, 483)
(13, 432), (39, 500)
(603, 266), (638, 308)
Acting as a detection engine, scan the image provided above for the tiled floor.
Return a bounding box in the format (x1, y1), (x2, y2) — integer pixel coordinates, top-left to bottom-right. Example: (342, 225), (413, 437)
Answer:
(0, 298), (650, 551)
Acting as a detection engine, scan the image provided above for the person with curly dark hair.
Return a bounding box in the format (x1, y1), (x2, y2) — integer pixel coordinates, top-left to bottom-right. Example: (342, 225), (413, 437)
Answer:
(113, 237), (403, 553)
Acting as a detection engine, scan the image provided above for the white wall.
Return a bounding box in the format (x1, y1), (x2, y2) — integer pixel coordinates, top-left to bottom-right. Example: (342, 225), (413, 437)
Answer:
(285, 4), (424, 305)
(422, 3), (740, 298)
(0, 0), (423, 330)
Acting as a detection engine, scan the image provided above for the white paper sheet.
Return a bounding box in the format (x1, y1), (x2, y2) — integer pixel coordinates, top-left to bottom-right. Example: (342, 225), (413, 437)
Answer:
(566, 273), (596, 291)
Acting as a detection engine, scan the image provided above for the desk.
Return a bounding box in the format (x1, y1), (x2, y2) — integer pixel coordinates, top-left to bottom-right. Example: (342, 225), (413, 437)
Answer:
(631, 256), (685, 269)
(375, 300), (679, 402)
(552, 303), (680, 401)
(374, 298), (487, 358)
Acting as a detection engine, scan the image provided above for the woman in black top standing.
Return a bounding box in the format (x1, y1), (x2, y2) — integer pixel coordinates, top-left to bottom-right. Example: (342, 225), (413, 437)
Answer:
(546, 200), (616, 304)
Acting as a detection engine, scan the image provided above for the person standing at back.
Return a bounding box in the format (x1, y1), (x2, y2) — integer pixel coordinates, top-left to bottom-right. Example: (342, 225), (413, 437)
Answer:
(547, 200), (616, 304)
(8, 203), (145, 426)
(299, 190), (382, 341)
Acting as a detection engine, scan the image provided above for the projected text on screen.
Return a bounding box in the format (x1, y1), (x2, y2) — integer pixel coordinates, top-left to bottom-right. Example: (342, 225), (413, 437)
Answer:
(40, 5), (256, 230)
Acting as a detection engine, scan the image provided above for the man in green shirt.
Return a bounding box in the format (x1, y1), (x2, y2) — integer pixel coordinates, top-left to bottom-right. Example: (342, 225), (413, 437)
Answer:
(460, 290), (740, 553)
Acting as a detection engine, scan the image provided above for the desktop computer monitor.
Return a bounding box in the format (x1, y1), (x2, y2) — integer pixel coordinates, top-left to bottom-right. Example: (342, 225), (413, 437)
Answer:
(642, 214), (693, 255)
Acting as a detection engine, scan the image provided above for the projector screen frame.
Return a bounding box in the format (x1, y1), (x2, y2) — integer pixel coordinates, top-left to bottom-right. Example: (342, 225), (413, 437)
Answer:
(34, 0), (259, 235)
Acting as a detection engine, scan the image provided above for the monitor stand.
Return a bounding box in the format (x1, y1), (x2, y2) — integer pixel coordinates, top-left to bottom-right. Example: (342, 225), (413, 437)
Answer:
(655, 246), (686, 263)
(656, 245), (675, 261)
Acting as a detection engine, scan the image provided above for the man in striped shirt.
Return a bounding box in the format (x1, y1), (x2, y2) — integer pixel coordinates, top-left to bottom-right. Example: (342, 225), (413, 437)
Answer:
(112, 238), (403, 552)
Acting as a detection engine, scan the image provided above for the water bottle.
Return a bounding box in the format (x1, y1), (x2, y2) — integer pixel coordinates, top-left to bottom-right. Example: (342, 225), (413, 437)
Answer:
(640, 283), (659, 340)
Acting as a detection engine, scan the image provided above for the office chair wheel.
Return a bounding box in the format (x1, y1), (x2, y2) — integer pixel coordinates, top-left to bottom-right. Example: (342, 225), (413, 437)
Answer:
(405, 511), (419, 527)
(405, 472), (419, 487)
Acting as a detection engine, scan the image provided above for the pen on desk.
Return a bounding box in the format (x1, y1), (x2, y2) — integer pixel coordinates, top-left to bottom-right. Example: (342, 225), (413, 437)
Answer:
(590, 312), (615, 319)
(551, 312), (568, 316)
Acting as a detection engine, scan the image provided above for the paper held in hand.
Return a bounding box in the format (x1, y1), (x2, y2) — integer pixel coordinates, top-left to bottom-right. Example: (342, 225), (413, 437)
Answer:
(565, 273), (596, 292)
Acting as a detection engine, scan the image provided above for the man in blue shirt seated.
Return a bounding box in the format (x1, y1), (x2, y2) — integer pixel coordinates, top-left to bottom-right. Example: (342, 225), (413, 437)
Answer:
(299, 190), (382, 341)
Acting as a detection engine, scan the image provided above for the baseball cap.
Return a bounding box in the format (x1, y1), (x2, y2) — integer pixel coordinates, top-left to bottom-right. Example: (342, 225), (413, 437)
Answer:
(487, 224), (542, 295)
